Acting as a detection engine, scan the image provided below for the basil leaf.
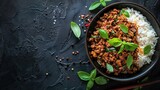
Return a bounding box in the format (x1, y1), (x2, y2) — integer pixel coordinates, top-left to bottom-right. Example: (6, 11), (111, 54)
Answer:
(86, 80), (94, 90)
(120, 9), (130, 17)
(77, 71), (90, 81)
(100, 0), (106, 6)
(106, 63), (114, 72)
(105, 0), (111, 1)
(119, 24), (128, 33)
(108, 38), (122, 47)
(144, 45), (151, 55)
(99, 29), (109, 39)
(118, 44), (124, 54)
(120, 9), (125, 15)
(126, 54), (133, 69)
(89, 1), (101, 10)
(70, 21), (81, 39)
(124, 42), (138, 51)
(123, 11), (130, 17)
(90, 69), (97, 79)
(95, 76), (107, 85)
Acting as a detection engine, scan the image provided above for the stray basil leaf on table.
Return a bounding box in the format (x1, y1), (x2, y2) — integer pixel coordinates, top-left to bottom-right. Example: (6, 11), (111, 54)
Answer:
(70, 21), (81, 39)
(77, 71), (90, 81)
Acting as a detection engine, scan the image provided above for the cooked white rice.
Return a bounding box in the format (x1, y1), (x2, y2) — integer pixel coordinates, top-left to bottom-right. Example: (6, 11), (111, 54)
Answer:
(126, 8), (158, 68)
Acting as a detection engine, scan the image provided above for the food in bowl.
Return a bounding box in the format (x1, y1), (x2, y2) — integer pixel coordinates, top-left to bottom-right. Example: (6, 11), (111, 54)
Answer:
(88, 8), (158, 75)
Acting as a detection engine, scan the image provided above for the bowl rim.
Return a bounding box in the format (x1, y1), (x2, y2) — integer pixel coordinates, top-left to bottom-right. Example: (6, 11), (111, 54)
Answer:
(85, 1), (160, 81)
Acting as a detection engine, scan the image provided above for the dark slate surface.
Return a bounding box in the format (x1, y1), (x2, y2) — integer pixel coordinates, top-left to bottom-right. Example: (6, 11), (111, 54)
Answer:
(0, 0), (160, 90)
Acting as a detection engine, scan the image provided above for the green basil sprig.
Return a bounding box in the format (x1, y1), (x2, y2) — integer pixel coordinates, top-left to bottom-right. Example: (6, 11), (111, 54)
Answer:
(90, 69), (97, 80)
(107, 38), (138, 54)
(120, 9), (130, 17)
(77, 69), (108, 90)
(99, 29), (109, 39)
(70, 21), (81, 39)
(123, 42), (138, 51)
(95, 76), (108, 85)
(106, 63), (114, 72)
(143, 45), (151, 55)
(89, 0), (112, 10)
(126, 54), (133, 69)
(77, 71), (90, 81)
(100, 0), (106, 6)
(89, 1), (101, 10)
(108, 38), (122, 47)
(118, 44), (124, 54)
(119, 24), (128, 33)
(86, 80), (94, 90)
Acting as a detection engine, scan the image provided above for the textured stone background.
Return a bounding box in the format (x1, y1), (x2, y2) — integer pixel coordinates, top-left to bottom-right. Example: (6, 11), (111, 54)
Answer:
(0, 0), (160, 90)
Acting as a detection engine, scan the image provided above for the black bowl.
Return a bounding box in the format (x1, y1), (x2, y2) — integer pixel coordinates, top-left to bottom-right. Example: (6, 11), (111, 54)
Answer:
(85, 2), (160, 81)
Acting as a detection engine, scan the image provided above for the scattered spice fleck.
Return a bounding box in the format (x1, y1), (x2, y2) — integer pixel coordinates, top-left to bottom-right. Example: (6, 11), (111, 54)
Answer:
(74, 52), (77, 55)
(84, 23), (90, 28)
(80, 15), (85, 19)
(55, 56), (58, 59)
(67, 76), (70, 80)
(71, 68), (74, 71)
(72, 51), (75, 55)
(59, 59), (62, 62)
(66, 57), (69, 61)
(87, 19), (91, 22)
(85, 14), (89, 18)
(79, 60), (82, 64)
(76, 51), (79, 54)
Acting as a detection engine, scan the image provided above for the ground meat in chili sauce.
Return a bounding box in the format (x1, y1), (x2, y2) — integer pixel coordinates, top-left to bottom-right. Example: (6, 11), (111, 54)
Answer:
(88, 9), (140, 75)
